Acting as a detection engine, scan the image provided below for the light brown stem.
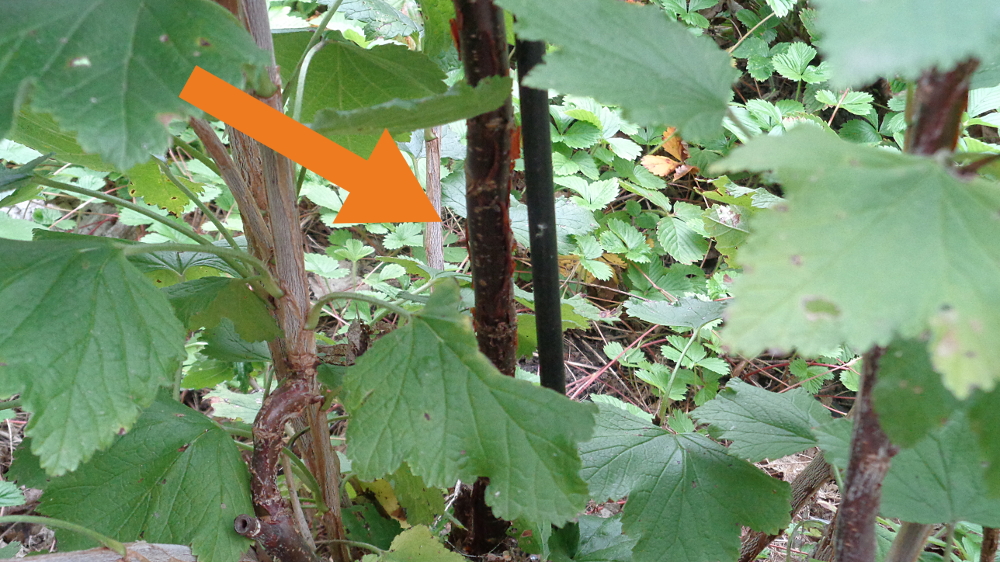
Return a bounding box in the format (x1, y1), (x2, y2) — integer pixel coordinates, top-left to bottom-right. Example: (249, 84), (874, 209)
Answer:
(227, 1), (350, 561)
(188, 117), (274, 263)
(424, 126), (444, 270)
(884, 522), (934, 562)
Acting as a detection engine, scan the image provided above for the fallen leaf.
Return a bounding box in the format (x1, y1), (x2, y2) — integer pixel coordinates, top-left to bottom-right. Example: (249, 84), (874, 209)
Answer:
(661, 127), (689, 161)
(642, 154), (682, 177)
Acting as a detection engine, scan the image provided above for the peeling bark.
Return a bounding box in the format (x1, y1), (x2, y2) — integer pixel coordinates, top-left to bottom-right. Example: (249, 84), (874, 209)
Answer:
(452, 0), (517, 378)
(218, 2), (351, 561)
(448, 0), (516, 553)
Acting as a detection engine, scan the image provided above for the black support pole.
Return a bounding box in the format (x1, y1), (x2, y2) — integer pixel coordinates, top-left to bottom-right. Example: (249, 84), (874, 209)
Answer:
(515, 38), (565, 395)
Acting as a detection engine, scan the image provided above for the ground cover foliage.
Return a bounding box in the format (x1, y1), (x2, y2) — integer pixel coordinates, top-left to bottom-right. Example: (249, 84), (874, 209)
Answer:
(0, 1), (999, 562)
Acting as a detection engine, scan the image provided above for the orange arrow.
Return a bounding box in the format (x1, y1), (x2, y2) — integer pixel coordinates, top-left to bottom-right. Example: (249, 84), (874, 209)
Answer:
(179, 66), (440, 223)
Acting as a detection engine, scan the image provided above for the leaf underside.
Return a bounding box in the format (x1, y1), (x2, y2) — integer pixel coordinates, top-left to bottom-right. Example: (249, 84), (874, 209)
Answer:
(813, 0), (1000, 87)
(273, 33), (447, 158)
(713, 128), (1000, 398)
(310, 77), (512, 138)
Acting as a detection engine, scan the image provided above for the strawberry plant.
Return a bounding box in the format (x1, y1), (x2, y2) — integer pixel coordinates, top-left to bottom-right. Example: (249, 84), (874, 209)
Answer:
(2, 1), (1000, 562)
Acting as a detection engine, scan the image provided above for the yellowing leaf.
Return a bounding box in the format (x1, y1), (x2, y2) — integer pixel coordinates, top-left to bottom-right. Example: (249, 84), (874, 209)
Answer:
(358, 479), (406, 522)
(371, 525), (465, 562)
(127, 160), (203, 215)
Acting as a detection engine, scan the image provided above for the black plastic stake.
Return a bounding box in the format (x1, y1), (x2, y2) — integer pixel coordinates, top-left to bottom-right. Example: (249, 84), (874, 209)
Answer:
(516, 38), (565, 395)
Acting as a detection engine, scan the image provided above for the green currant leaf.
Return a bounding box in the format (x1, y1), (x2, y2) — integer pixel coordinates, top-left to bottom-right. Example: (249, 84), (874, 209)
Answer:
(969, 389), (1000, 494)
(0, 0), (270, 169)
(201, 318), (271, 363)
(388, 463), (445, 527)
(0, 154), (46, 207)
(310, 78), (512, 139)
(163, 277), (281, 342)
(882, 412), (1000, 527)
(343, 281), (596, 526)
(581, 404), (791, 562)
(814, 0), (1000, 87)
(694, 380), (831, 462)
(873, 339), (960, 448)
(415, 0), (459, 69)
(273, 33), (446, 157)
(8, 398), (253, 562)
(713, 127), (1000, 399)
(0, 239), (185, 475)
(497, 0), (737, 142)
(8, 108), (118, 172)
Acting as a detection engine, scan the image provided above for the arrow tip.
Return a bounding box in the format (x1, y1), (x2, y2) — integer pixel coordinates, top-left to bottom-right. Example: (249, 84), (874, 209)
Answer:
(334, 130), (441, 224)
